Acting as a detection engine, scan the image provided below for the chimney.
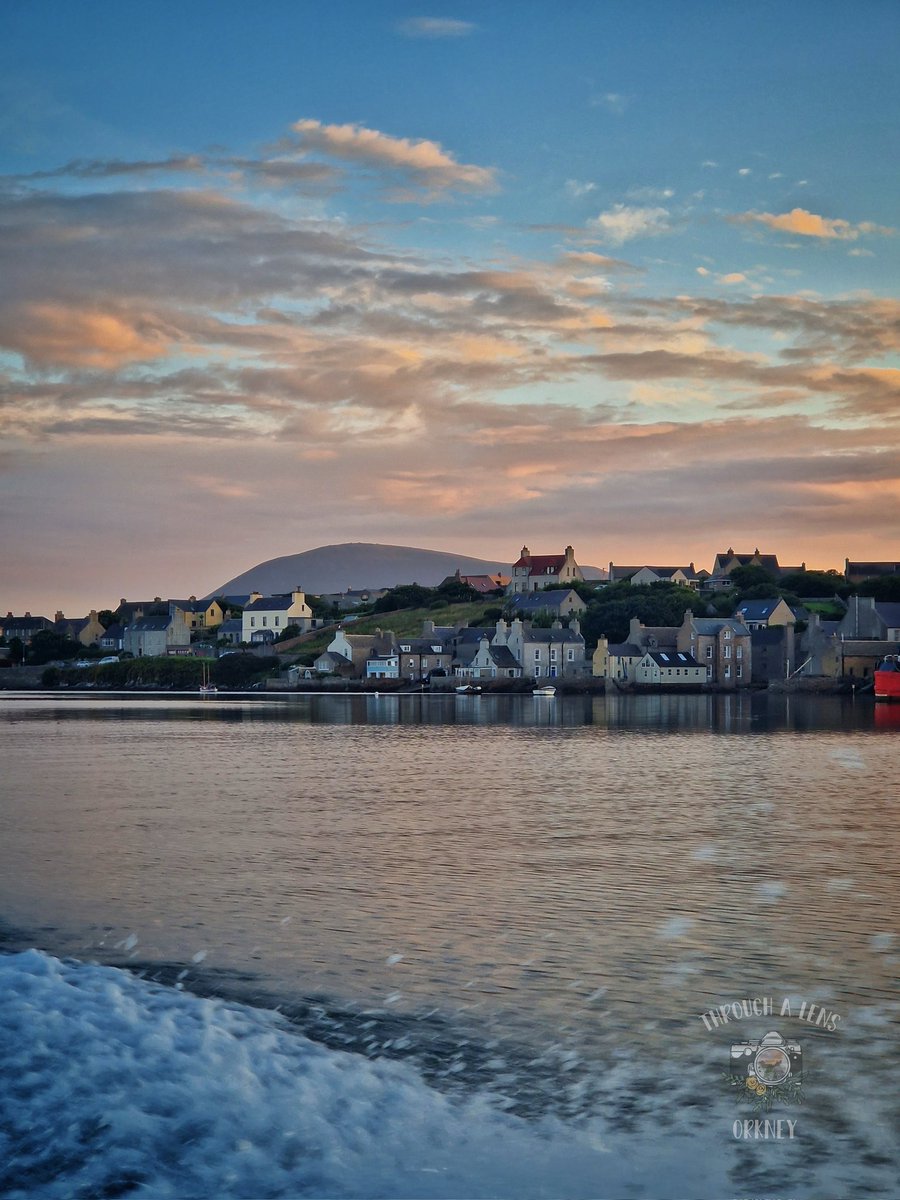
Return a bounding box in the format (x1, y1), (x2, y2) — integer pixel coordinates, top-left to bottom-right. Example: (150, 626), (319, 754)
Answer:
(24, 612), (31, 618)
(55, 611), (64, 623)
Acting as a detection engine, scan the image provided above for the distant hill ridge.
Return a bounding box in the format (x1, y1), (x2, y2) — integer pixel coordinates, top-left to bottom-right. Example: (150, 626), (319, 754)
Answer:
(208, 542), (604, 599)
(207, 543), (513, 599)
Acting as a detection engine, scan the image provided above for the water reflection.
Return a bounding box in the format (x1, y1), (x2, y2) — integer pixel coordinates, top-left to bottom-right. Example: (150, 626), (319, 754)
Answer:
(0, 689), (892, 733)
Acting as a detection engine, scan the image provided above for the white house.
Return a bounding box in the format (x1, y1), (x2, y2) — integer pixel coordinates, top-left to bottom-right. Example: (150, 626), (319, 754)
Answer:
(241, 589), (316, 644)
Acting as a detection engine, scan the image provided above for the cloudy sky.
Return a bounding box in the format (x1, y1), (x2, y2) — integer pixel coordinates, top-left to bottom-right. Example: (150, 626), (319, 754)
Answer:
(2, 1), (898, 615)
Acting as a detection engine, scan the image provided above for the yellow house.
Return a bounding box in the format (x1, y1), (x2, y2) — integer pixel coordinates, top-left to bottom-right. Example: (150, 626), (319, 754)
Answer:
(54, 610), (106, 647)
(168, 597), (226, 631)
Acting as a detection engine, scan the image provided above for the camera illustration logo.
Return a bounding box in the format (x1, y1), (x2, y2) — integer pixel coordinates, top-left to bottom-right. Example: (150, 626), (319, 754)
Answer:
(727, 1030), (803, 1110)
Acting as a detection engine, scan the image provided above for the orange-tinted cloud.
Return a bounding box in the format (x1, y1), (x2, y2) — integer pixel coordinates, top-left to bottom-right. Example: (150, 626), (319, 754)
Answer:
(1, 304), (173, 368)
(291, 118), (497, 194)
(733, 207), (896, 240)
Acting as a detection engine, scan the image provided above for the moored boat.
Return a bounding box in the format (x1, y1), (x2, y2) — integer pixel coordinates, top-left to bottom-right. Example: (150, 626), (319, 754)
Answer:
(874, 655), (900, 701)
(455, 684), (482, 694)
(532, 685), (556, 697)
(199, 662), (217, 695)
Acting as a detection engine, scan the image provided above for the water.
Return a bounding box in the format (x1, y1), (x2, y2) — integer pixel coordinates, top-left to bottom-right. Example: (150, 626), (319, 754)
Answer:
(1, 691), (898, 1198)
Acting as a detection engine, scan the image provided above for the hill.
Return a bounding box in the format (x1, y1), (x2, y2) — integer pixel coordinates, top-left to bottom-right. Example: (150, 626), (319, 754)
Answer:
(206, 543), (513, 599)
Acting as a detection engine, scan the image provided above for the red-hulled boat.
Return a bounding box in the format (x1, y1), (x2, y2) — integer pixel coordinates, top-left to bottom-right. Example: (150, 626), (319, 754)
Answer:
(874, 655), (900, 701)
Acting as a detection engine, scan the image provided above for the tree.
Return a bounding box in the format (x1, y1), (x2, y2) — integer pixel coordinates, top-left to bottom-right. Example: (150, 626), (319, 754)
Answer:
(307, 594), (335, 620)
(26, 629), (82, 665)
(779, 570), (850, 600)
(436, 577), (480, 604)
(857, 575), (900, 602)
(7, 637), (24, 665)
(579, 582), (705, 647)
(276, 624), (300, 643)
(728, 565), (779, 593)
(97, 610), (116, 629)
(372, 583), (435, 613)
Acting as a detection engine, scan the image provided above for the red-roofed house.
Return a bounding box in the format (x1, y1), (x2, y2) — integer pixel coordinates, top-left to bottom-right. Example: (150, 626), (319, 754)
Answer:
(507, 545), (584, 595)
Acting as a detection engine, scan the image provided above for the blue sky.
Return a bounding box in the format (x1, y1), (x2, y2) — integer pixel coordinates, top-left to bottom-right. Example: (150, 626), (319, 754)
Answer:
(1, 2), (898, 612)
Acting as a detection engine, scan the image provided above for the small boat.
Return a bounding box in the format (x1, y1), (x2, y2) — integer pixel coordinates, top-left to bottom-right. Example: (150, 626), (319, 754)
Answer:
(532, 685), (556, 697)
(455, 684), (482, 694)
(874, 655), (900, 701)
(199, 662), (217, 695)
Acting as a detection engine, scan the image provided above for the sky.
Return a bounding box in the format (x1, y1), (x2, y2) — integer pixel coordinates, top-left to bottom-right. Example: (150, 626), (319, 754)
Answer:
(1, 0), (898, 616)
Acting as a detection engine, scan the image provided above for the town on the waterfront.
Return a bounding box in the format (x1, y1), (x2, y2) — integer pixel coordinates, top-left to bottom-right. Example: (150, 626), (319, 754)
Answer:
(3, 542), (899, 695)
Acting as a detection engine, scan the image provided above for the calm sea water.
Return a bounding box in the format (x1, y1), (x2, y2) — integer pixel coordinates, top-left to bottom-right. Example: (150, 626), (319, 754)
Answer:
(1, 690), (898, 1198)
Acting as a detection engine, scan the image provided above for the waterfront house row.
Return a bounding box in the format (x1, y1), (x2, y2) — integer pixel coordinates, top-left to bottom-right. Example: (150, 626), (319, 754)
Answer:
(309, 616), (587, 683)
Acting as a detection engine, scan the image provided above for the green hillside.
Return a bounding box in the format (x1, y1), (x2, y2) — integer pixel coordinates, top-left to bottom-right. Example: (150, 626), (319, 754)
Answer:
(288, 601), (498, 664)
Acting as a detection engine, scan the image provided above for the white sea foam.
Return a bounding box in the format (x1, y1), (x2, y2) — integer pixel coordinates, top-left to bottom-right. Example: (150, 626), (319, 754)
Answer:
(0, 950), (721, 1200)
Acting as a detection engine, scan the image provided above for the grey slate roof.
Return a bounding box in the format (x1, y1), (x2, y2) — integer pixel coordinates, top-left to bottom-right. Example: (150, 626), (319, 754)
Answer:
(244, 595), (296, 612)
(690, 617), (750, 635)
(524, 627), (584, 644)
(509, 589), (576, 612)
(608, 642), (642, 657)
(874, 602), (900, 626)
(128, 616), (173, 632)
(644, 650), (702, 667)
(398, 637), (450, 653)
(735, 599), (786, 620)
(489, 646), (520, 670)
(455, 627), (495, 645)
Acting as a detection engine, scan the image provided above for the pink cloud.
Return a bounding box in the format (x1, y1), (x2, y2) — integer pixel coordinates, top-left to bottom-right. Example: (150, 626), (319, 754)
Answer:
(291, 118), (497, 194)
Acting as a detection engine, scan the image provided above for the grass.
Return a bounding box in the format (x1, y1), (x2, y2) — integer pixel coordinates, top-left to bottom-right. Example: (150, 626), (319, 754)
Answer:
(286, 601), (499, 664)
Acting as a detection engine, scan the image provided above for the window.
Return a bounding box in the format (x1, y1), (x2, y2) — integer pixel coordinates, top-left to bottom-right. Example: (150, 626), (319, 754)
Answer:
(250, 617), (256, 627)
(724, 646), (731, 659)
(534, 648), (541, 660)
(262, 616), (267, 627)
(567, 648), (575, 661)
(725, 664), (731, 679)
(737, 665), (743, 679)
(724, 628), (732, 639)
(706, 645), (713, 659)
(550, 648), (558, 662)
(736, 646), (743, 659)
(706, 666), (712, 679)
(274, 616), (280, 626)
